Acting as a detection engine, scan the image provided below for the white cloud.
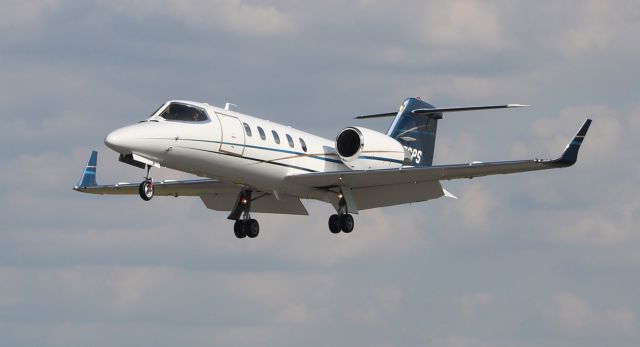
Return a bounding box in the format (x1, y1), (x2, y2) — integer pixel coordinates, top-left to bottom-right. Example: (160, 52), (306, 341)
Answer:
(506, 104), (640, 251)
(2, 2), (640, 346)
(110, 0), (296, 37)
(545, 292), (638, 337)
(428, 335), (531, 347)
(351, 286), (403, 325)
(0, 0), (60, 31)
(418, 1), (509, 51)
(442, 184), (498, 233)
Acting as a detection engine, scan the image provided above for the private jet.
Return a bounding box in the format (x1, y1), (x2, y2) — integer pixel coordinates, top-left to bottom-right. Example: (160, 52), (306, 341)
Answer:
(74, 98), (591, 239)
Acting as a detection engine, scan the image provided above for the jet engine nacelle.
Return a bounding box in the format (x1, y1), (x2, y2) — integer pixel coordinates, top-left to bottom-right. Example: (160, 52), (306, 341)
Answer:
(335, 126), (406, 170)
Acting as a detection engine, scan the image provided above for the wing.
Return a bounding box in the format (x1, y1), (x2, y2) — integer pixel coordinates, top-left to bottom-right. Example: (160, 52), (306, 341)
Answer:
(73, 151), (308, 215)
(285, 119), (591, 210)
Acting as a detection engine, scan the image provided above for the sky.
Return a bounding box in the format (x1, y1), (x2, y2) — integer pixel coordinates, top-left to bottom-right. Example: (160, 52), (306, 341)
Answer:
(1, 0), (639, 346)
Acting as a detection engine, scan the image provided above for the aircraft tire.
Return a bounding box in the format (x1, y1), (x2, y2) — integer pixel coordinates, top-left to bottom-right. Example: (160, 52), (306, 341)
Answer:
(234, 220), (246, 239)
(328, 214), (341, 234)
(138, 180), (154, 201)
(246, 219), (259, 238)
(340, 214), (354, 233)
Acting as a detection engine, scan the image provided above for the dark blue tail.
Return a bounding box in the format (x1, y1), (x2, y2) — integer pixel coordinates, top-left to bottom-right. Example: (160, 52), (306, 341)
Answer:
(387, 98), (440, 166)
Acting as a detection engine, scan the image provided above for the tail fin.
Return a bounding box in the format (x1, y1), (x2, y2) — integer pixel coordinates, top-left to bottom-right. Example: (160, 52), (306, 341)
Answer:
(387, 98), (440, 166)
(76, 151), (98, 188)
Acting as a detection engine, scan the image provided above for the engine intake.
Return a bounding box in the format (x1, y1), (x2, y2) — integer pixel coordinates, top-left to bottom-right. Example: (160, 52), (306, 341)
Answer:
(335, 127), (406, 170)
(336, 128), (363, 158)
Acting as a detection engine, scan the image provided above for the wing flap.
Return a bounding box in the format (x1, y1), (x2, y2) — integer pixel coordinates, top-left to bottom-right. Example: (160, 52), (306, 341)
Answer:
(200, 193), (308, 215)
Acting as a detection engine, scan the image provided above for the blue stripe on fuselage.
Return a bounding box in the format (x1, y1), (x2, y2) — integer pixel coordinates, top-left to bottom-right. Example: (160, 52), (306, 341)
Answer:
(144, 137), (404, 168)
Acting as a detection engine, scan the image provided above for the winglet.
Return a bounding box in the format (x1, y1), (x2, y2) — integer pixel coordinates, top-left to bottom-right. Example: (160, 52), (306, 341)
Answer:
(552, 118), (592, 167)
(75, 151), (98, 189)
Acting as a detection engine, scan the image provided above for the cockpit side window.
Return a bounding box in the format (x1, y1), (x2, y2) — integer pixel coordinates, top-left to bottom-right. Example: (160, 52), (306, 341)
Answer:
(158, 103), (208, 122)
(148, 104), (165, 118)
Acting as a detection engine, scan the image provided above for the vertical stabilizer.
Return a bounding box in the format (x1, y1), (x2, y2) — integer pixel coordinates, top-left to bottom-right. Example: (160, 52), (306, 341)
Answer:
(387, 98), (440, 166)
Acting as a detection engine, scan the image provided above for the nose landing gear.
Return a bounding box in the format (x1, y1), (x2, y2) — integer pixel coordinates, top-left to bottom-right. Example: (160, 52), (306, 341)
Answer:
(138, 165), (154, 201)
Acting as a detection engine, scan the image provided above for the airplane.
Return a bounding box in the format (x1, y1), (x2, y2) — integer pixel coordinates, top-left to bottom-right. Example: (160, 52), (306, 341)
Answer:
(74, 97), (591, 239)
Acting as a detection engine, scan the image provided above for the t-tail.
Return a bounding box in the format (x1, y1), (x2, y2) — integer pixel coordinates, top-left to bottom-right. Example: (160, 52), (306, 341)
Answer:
(387, 98), (440, 166)
(357, 98), (529, 167)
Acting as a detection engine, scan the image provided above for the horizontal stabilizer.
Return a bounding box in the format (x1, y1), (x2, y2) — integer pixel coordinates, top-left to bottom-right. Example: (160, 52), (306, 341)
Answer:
(354, 112), (398, 119)
(412, 104), (529, 115)
(355, 104), (528, 119)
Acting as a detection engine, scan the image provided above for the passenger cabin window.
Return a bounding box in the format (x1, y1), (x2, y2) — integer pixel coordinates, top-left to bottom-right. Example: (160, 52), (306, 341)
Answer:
(286, 134), (294, 148)
(159, 103), (208, 122)
(257, 126), (266, 140)
(272, 130), (281, 144)
(243, 123), (252, 137)
(299, 138), (307, 152)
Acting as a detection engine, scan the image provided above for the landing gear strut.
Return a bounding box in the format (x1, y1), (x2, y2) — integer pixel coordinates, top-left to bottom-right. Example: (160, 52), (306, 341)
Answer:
(229, 190), (259, 239)
(138, 165), (154, 201)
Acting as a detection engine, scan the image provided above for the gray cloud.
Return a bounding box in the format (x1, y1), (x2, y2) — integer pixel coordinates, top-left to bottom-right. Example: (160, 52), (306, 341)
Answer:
(1, 1), (640, 346)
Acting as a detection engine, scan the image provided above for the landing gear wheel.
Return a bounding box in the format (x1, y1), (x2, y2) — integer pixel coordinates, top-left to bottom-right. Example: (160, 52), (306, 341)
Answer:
(245, 219), (260, 238)
(340, 214), (354, 233)
(328, 214), (341, 234)
(138, 180), (154, 201)
(234, 220), (246, 239)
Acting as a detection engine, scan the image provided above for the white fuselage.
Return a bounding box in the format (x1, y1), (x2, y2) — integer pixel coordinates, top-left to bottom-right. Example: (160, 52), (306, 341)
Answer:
(105, 100), (350, 200)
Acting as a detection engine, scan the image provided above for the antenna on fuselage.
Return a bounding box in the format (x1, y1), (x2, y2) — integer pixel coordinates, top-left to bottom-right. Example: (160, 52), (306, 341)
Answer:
(224, 102), (237, 111)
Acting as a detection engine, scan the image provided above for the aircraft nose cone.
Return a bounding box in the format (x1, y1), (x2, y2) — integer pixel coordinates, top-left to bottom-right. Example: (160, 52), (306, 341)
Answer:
(104, 129), (127, 153)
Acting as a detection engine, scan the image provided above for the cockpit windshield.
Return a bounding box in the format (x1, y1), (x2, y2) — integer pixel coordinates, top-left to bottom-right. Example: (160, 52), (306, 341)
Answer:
(158, 103), (208, 122)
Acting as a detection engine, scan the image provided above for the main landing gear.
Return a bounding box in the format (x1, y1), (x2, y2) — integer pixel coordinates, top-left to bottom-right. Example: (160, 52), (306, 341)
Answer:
(138, 165), (154, 201)
(234, 218), (259, 239)
(228, 190), (259, 239)
(328, 213), (354, 234)
(328, 195), (355, 234)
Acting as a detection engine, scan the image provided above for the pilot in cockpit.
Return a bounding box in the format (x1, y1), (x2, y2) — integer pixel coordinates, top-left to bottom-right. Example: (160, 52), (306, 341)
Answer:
(192, 110), (202, 122)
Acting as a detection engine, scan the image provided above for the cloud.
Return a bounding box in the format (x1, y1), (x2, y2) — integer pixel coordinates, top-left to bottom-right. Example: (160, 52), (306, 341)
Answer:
(505, 104), (640, 253)
(440, 184), (498, 234)
(2, 1), (640, 347)
(459, 292), (494, 318)
(545, 292), (638, 337)
(350, 286), (403, 325)
(0, 0), (60, 33)
(417, 1), (509, 51)
(110, 0), (296, 37)
(427, 335), (531, 347)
